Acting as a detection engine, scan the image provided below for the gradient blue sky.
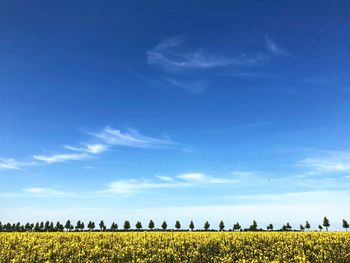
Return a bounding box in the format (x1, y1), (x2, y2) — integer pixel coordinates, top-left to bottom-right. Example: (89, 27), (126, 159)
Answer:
(1, 0), (350, 229)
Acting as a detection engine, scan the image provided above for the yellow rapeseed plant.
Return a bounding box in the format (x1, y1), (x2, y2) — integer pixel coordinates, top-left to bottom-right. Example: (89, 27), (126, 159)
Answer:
(0, 232), (349, 262)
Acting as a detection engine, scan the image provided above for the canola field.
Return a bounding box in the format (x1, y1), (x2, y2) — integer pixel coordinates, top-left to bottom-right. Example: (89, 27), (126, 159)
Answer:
(0, 232), (349, 263)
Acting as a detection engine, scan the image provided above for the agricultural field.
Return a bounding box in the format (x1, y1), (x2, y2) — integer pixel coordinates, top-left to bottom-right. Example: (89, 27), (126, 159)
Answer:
(0, 232), (349, 262)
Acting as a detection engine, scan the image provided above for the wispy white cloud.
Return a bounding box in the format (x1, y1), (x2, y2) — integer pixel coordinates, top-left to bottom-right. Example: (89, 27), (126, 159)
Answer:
(0, 158), (35, 170)
(265, 36), (301, 59)
(147, 36), (268, 70)
(33, 153), (90, 164)
(164, 78), (209, 94)
(24, 187), (73, 197)
(177, 172), (238, 184)
(0, 158), (23, 170)
(105, 172), (238, 195)
(93, 127), (175, 149)
(64, 144), (108, 154)
(297, 150), (350, 174)
(1, 127), (177, 169)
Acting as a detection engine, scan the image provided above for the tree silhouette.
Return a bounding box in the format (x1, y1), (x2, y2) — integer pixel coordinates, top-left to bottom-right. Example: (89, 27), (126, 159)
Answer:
(233, 222), (241, 231)
(161, 221), (167, 230)
(123, 220), (131, 230)
(342, 219), (349, 231)
(300, 224), (305, 231)
(99, 220), (106, 231)
(267, 223), (273, 231)
(318, 225), (323, 231)
(204, 221), (210, 231)
(305, 221), (311, 231)
(110, 222), (118, 231)
(175, 221), (181, 230)
(189, 221), (195, 231)
(323, 217), (330, 231)
(219, 220), (225, 231)
(148, 220), (155, 230)
(65, 220), (71, 231)
(286, 222), (292, 231)
(135, 221), (142, 230)
(249, 220), (258, 231)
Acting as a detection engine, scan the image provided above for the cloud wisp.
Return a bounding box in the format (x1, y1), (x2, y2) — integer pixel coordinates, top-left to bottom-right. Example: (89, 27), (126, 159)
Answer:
(23, 187), (73, 197)
(265, 36), (302, 59)
(1, 127), (177, 169)
(104, 172), (238, 195)
(93, 127), (175, 149)
(147, 36), (268, 71)
(297, 150), (350, 174)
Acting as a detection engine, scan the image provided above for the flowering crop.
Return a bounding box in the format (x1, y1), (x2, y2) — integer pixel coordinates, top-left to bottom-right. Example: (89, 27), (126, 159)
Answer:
(0, 232), (349, 262)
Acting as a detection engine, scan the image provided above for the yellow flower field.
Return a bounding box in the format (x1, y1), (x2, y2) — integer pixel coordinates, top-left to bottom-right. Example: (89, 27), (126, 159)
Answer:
(0, 232), (349, 263)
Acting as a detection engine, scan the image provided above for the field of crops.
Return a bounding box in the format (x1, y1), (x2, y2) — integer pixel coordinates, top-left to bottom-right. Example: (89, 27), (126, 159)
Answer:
(0, 232), (349, 262)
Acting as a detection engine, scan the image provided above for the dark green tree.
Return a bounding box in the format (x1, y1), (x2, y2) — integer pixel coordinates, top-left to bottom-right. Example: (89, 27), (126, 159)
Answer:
(305, 221), (311, 231)
(0, 222), (3, 232)
(175, 220), (181, 230)
(300, 224), (305, 231)
(234, 222), (241, 231)
(99, 220), (106, 231)
(123, 220), (131, 230)
(148, 220), (155, 230)
(204, 221), (210, 231)
(219, 220), (225, 231)
(343, 219), (349, 231)
(110, 222), (118, 231)
(267, 223), (273, 231)
(161, 221), (167, 230)
(189, 221), (195, 231)
(249, 220), (258, 231)
(135, 221), (142, 230)
(318, 225), (323, 231)
(286, 222), (292, 231)
(65, 220), (71, 231)
(323, 217), (330, 231)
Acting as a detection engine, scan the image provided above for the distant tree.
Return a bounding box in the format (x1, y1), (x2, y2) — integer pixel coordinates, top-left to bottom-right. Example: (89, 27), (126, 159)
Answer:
(267, 223), (273, 231)
(135, 221), (142, 230)
(305, 221), (311, 231)
(318, 225), (323, 231)
(219, 220), (225, 231)
(40, 222), (44, 231)
(0, 222), (3, 232)
(110, 222), (118, 231)
(44, 221), (50, 232)
(300, 224), (305, 231)
(49, 222), (54, 232)
(161, 221), (167, 231)
(286, 222), (292, 231)
(75, 220), (82, 231)
(323, 217), (330, 231)
(189, 221), (195, 231)
(175, 221), (181, 230)
(88, 221), (95, 231)
(204, 221), (210, 231)
(342, 219), (349, 231)
(34, 222), (40, 232)
(148, 220), (155, 230)
(25, 223), (31, 232)
(233, 222), (241, 231)
(249, 220), (258, 231)
(123, 220), (131, 230)
(99, 220), (106, 231)
(65, 220), (71, 231)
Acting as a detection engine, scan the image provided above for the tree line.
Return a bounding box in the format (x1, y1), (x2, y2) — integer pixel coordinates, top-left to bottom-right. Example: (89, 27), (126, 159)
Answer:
(0, 217), (349, 232)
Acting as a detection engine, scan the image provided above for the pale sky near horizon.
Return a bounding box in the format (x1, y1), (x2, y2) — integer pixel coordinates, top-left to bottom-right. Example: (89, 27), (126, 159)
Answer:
(1, 0), (350, 230)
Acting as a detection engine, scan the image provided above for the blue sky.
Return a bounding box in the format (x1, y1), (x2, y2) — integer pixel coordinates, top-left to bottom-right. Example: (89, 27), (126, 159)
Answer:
(1, 0), (350, 229)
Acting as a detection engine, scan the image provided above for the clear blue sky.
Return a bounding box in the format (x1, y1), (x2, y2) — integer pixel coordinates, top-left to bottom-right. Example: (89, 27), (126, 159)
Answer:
(1, 0), (350, 229)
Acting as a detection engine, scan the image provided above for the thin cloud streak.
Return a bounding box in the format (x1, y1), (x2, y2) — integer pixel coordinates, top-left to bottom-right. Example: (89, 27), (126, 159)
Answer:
(104, 172), (239, 195)
(265, 36), (302, 59)
(147, 36), (269, 70)
(93, 127), (176, 149)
